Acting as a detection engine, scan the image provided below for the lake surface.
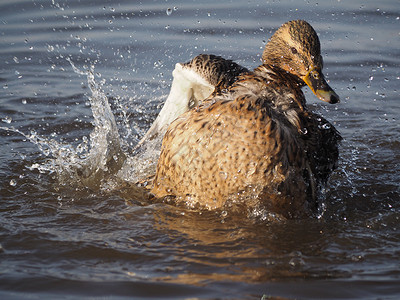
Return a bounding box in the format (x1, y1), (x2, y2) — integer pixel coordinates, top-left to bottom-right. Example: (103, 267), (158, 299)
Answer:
(1, 0), (399, 299)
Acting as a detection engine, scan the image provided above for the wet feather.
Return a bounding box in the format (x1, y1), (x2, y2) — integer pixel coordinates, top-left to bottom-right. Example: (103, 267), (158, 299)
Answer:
(151, 20), (341, 218)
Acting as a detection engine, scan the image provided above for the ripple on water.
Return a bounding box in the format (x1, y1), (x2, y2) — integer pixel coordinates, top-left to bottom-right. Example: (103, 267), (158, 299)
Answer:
(1, 0), (400, 299)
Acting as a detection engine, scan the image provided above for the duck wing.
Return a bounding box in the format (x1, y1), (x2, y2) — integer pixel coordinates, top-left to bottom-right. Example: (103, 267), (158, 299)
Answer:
(134, 54), (248, 151)
(302, 112), (342, 185)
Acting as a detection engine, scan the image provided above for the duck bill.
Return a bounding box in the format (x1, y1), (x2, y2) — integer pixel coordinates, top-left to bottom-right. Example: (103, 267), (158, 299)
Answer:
(303, 69), (340, 104)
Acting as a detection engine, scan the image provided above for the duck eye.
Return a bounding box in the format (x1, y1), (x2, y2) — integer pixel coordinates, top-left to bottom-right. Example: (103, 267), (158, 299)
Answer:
(290, 47), (298, 54)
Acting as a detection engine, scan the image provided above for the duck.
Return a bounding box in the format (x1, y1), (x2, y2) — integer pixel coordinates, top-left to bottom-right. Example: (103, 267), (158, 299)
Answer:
(149, 20), (342, 218)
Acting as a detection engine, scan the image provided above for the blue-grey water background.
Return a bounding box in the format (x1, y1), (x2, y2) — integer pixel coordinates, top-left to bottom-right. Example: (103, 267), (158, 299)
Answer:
(1, 0), (399, 299)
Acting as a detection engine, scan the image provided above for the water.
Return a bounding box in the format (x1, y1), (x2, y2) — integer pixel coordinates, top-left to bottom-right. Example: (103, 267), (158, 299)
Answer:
(1, 0), (399, 299)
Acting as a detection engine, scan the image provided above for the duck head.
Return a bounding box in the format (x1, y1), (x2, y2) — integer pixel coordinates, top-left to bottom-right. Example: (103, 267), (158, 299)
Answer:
(262, 20), (340, 104)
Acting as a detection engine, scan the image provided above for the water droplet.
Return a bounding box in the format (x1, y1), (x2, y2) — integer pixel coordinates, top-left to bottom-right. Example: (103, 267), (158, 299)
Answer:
(351, 255), (363, 262)
(42, 148), (50, 156)
(322, 123), (331, 130)
(289, 257), (305, 267)
(2, 116), (12, 124)
(9, 179), (17, 186)
(219, 171), (228, 180)
(300, 128), (308, 134)
(166, 8), (172, 16)
(22, 99), (27, 104)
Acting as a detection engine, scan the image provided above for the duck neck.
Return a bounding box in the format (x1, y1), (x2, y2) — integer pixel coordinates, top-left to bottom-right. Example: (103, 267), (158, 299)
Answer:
(255, 64), (305, 86)
(253, 64), (307, 111)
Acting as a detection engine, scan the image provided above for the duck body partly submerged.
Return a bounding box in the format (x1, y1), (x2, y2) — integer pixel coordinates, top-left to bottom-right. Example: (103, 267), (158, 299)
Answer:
(150, 20), (341, 218)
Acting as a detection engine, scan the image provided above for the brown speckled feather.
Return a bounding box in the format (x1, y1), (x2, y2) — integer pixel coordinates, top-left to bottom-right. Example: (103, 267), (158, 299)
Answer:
(153, 70), (314, 217)
(151, 20), (341, 218)
(182, 53), (249, 95)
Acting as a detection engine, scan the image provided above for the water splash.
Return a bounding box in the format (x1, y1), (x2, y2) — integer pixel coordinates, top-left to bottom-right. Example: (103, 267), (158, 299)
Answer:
(1, 59), (162, 192)
(64, 58), (127, 189)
